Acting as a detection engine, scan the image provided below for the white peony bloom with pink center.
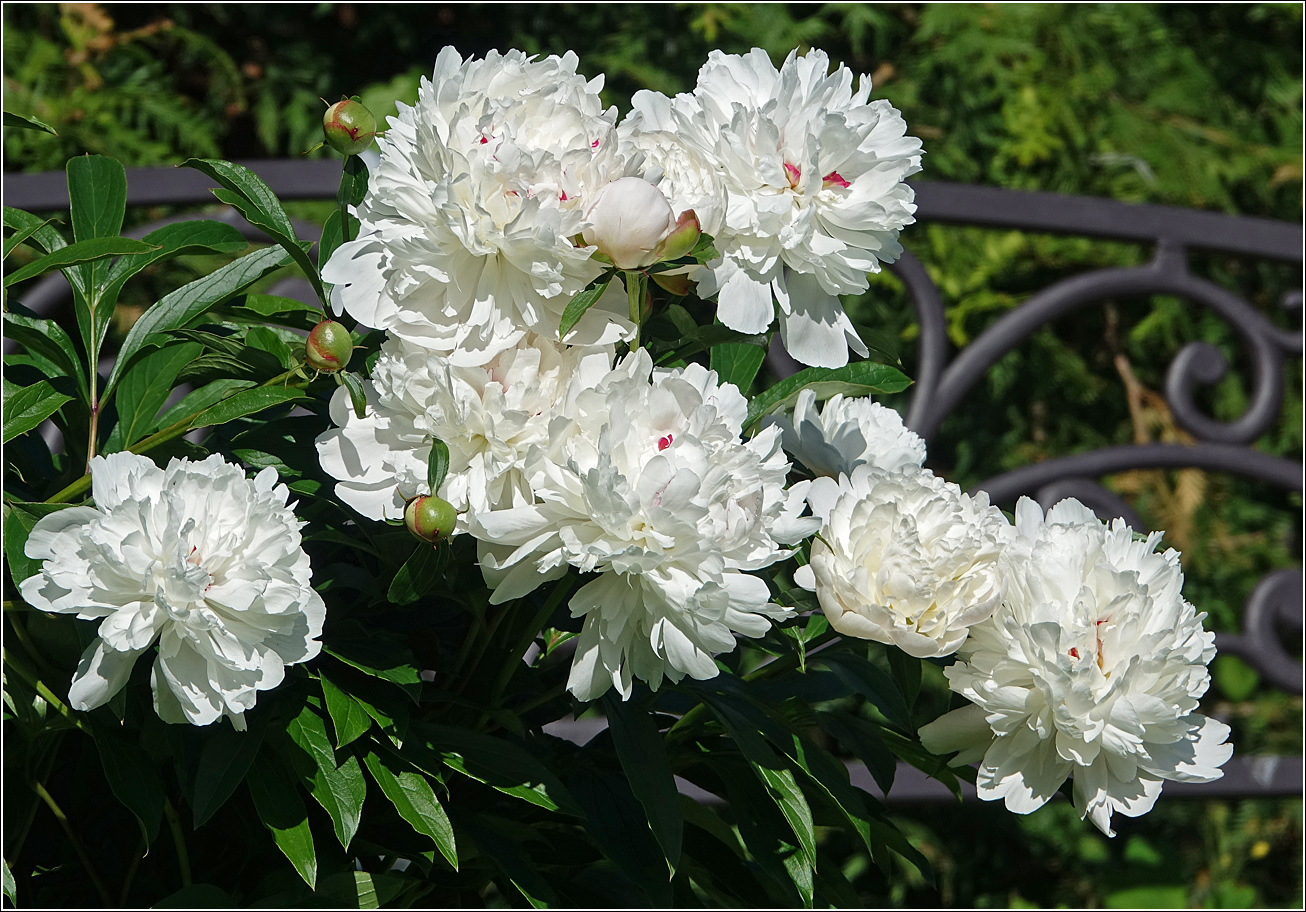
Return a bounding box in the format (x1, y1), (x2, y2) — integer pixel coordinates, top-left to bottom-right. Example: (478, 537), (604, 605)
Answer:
(315, 333), (613, 526)
(625, 48), (922, 368)
(918, 497), (1233, 836)
(469, 349), (818, 701)
(322, 47), (639, 365)
(20, 453), (325, 729)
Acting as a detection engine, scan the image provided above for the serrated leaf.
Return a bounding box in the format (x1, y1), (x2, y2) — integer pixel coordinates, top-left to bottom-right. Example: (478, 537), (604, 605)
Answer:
(248, 753), (317, 889)
(105, 244), (291, 398)
(604, 695), (682, 875)
(3, 380), (73, 443)
(4, 110), (57, 135)
(3, 236), (158, 288)
(362, 749), (457, 870)
(282, 703), (366, 850)
(190, 719), (264, 827)
(319, 673), (372, 749)
(558, 276), (612, 338)
(709, 341), (767, 391)
(426, 438), (450, 495)
(92, 727), (165, 847)
(745, 361), (912, 431)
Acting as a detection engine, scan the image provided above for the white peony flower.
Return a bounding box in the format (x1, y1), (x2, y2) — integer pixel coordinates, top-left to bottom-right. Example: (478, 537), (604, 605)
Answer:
(582, 176), (677, 270)
(469, 349), (818, 700)
(918, 498), (1233, 836)
(627, 48), (922, 368)
(769, 389), (926, 478)
(322, 46), (639, 365)
(795, 464), (1010, 657)
(316, 332), (613, 525)
(19, 453), (325, 729)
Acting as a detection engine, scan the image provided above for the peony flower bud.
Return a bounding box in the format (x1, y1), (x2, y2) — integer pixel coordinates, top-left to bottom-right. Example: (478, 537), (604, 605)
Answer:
(322, 99), (377, 156)
(654, 209), (701, 262)
(582, 177), (676, 270)
(404, 495), (457, 544)
(651, 271), (693, 296)
(305, 319), (353, 372)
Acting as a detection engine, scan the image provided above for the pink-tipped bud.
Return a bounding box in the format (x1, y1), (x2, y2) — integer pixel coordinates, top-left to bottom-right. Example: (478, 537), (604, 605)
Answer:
(305, 319), (353, 372)
(655, 209), (701, 262)
(322, 99), (377, 156)
(404, 495), (457, 544)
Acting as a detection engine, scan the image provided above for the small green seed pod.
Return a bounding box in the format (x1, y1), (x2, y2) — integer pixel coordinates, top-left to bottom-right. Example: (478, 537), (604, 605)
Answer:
(322, 99), (377, 156)
(404, 495), (458, 544)
(305, 319), (353, 372)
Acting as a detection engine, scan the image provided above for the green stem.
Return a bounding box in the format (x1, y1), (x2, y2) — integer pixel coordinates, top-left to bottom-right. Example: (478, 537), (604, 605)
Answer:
(164, 799), (192, 888)
(5, 610), (59, 680)
(455, 607), (508, 696)
(515, 681), (567, 715)
(44, 365), (308, 505)
(119, 837), (145, 906)
(31, 780), (113, 906)
(626, 270), (645, 349)
(2, 648), (89, 732)
(490, 575), (576, 704)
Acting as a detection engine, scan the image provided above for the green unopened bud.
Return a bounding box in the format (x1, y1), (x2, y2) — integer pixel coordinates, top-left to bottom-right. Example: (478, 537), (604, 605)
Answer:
(322, 98), (377, 156)
(404, 495), (457, 544)
(306, 319), (353, 372)
(655, 209), (701, 262)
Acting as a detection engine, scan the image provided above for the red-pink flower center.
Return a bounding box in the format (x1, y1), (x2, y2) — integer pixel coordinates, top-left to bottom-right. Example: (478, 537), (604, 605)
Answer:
(783, 161), (801, 189)
(657, 434), (673, 451)
(822, 170), (850, 189)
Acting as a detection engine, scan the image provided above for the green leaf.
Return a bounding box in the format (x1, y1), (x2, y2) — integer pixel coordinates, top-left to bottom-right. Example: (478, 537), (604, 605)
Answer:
(814, 710), (896, 795)
(3, 502), (73, 584)
(190, 719), (264, 827)
(319, 674), (373, 749)
(888, 647), (922, 714)
(247, 753), (317, 889)
(314, 870), (412, 909)
(153, 379), (255, 430)
(3, 309), (86, 399)
(245, 326), (294, 368)
(92, 727), (165, 847)
(815, 652), (914, 733)
(4, 206), (69, 259)
(2, 237), (158, 289)
(414, 722), (581, 816)
(338, 154), (370, 210)
(4, 110), (57, 135)
(181, 159), (326, 305)
(318, 210), (344, 284)
(569, 767), (673, 904)
(105, 244), (291, 398)
(387, 543), (448, 606)
(2, 856), (15, 906)
(1214, 654), (1259, 701)
(339, 371), (368, 419)
(4, 215), (57, 259)
(186, 386), (307, 432)
(709, 341), (767, 391)
(720, 764), (814, 907)
(3, 379), (73, 443)
(1104, 885), (1189, 908)
(426, 437), (450, 495)
(323, 628), (423, 703)
(701, 693), (817, 876)
(558, 275), (612, 338)
(745, 361), (912, 431)
(461, 816), (556, 909)
(282, 703), (367, 850)
(68, 155), (126, 247)
(604, 695), (682, 874)
(237, 294), (324, 319)
(106, 343), (204, 450)
(362, 749), (458, 870)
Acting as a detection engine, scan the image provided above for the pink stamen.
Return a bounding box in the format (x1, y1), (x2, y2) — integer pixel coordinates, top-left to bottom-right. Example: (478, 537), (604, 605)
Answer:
(1069, 647), (1080, 659)
(591, 139), (600, 149)
(783, 162), (801, 188)
(480, 136), (489, 144)
(560, 190), (568, 201)
(657, 434), (673, 451)
(822, 171), (850, 189)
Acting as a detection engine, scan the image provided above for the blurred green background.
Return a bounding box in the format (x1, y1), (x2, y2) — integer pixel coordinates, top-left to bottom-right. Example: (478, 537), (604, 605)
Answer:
(4, 3), (1301, 907)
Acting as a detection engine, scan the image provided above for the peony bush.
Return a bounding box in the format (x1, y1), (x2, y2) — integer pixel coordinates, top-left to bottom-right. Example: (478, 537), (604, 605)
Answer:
(2, 45), (1229, 907)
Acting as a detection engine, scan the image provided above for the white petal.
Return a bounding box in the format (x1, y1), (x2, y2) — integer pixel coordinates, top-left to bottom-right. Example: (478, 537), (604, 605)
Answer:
(67, 640), (146, 712)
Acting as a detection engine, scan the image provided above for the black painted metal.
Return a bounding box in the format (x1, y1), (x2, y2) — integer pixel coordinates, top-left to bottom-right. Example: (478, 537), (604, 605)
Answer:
(5, 164), (1301, 802)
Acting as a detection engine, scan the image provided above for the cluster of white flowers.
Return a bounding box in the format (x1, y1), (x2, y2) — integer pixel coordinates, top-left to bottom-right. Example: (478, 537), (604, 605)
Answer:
(22, 453), (325, 729)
